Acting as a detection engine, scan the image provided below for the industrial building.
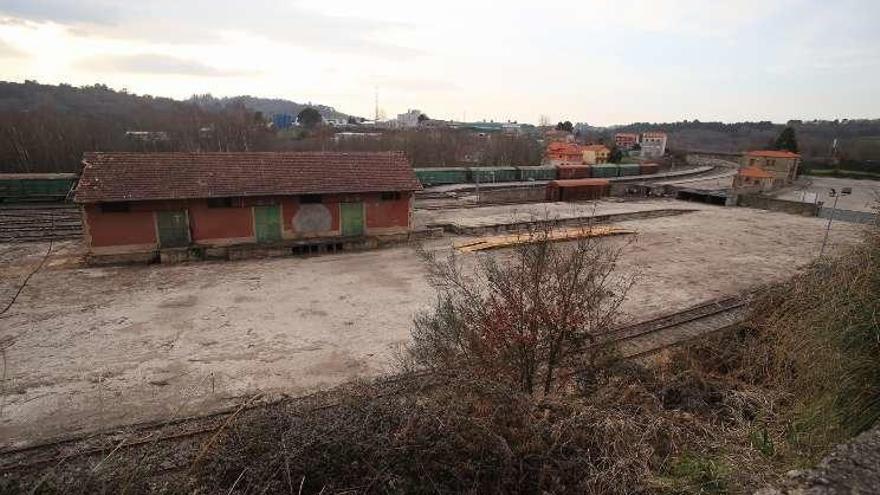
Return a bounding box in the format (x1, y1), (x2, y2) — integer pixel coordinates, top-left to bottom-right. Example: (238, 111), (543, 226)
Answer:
(73, 151), (422, 262)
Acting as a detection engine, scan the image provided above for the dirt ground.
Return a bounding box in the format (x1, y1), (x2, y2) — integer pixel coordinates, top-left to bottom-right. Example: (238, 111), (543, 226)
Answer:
(0, 200), (866, 448)
(772, 175), (880, 212)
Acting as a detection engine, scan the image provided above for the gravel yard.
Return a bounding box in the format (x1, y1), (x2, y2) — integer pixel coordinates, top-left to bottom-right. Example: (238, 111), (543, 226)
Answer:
(0, 200), (865, 448)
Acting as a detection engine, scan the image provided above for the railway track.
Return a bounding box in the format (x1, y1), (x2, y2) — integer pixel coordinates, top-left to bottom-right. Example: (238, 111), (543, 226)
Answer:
(0, 205), (82, 243)
(0, 293), (753, 476)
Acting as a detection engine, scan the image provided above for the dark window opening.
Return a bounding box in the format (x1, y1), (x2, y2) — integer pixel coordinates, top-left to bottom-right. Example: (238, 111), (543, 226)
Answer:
(301, 194), (322, 204)
(99, 202), (130, 213)
(381, 191), (402, 201)
(207, 197), (235, 208)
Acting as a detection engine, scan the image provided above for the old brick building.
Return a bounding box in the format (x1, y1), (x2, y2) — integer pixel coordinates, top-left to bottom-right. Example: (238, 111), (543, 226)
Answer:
(742, 150), (801, 186)
(74, 151), (422, 262)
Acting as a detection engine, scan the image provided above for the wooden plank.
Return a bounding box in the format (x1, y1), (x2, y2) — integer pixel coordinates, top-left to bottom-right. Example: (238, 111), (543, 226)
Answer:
(454, 225), (634, 252)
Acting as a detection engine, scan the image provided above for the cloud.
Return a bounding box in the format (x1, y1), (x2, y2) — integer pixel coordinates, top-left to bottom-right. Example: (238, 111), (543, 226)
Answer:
(375, 78), (459, 92)
(0, 39), (24, 58)
(0, 0), (420, 57)
(79, 54), (255, 77)
(0, 0), (123, 24)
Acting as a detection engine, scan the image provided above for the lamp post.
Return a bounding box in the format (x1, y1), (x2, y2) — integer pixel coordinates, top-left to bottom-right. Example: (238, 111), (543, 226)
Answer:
(819, 187), (851, 257)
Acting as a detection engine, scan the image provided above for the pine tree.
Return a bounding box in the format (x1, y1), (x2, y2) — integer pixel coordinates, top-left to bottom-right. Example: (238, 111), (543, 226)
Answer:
(774, 126), (799, 153)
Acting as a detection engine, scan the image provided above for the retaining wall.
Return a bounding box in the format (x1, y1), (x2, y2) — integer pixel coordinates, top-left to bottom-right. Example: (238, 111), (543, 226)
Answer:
(736, 194), (821, 216)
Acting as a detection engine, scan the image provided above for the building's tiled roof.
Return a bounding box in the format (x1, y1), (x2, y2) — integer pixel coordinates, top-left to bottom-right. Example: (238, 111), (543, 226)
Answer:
(746, 150), (800, 158)
(74, 151), (422, 203)
(738, 166), (775, 179)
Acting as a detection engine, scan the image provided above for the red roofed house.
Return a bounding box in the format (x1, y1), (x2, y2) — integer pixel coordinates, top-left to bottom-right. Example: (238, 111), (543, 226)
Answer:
(545, 142), (583, 166)
(74, 151), (422, 263)
(614, 133), (639, 151)
(733, 166), (775, 192)
(742, 150), (801, 186)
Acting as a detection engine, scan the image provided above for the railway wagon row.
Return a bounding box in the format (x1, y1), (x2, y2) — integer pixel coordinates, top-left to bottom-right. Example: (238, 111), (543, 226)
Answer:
(0, 174), (79, 203)
(415, 163), (660, 186)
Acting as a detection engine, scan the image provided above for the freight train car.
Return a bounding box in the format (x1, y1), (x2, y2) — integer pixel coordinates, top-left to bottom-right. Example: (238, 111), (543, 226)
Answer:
(591, 164), (619, 178)
(556, 165), (591, 180)
(0, 173), (79, 203)
(517, 166), (557, 181)
(469, 167), (518, 183)
(546, 179), (610, 202)
(413, 167), (470, 186)
(617, 163), (642, 177)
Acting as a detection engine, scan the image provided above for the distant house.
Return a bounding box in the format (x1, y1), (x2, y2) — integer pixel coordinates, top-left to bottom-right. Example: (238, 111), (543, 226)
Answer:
(742, 150), (801, 185)
(614, 133), (639, 151)
(582, 144), (610, 165)
(74, 151), (422, 263)
(545, 142), (583, 166)
(125, 131), (169, 142)
(640, 132), (667, 158)
(322, 117), (350, 127)
(394, 109), (423, 128)
(734, 166), (775, 191)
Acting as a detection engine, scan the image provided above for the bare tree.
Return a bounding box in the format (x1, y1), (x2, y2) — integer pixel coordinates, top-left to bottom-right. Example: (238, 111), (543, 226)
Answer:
(409, 224), (636, 396)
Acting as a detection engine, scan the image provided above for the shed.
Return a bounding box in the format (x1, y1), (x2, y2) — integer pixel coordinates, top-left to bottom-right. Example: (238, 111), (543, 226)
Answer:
(74, 151), (422, 260)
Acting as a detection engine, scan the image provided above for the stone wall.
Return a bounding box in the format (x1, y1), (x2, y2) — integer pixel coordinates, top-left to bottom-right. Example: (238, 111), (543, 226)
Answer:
(736, 194), (821, 216)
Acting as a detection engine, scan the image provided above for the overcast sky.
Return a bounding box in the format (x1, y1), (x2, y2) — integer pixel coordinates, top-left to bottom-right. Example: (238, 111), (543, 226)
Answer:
(0, 0), (878, 125)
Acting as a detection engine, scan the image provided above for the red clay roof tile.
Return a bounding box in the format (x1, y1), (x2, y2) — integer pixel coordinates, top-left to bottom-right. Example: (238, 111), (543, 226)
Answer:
(74, 151), (422, 203)
(746, 150), (801, 158)
(738, 166), (775, 179)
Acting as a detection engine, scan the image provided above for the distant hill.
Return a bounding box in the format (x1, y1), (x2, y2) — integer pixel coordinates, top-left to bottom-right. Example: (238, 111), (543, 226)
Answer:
(598, 120), (880, 162)
(188, 94), (352, 120)
(0, 81), (276, 173)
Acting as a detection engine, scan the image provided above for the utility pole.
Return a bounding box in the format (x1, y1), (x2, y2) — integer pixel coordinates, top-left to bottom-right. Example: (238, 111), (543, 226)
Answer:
(819, 187), (851, 257)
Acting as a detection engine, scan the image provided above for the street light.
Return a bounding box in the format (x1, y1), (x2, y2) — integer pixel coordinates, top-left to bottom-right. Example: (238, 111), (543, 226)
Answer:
(818, 187), (851, 257)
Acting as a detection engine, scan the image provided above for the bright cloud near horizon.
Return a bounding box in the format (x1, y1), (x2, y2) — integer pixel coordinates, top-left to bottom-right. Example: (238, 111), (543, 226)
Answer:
(0, 0), (878, 125)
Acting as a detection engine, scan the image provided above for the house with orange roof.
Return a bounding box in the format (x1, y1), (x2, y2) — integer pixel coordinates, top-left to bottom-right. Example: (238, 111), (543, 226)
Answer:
(581, 144), (610, 165)
(742, 150), (801, 185)
(733, 166), (775, 191)
(545, 142), (583, 166)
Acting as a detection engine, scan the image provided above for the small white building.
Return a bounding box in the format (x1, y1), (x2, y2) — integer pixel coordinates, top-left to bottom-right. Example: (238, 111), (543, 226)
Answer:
(640, 132), (667, 158)
(395, 109), (423, 128)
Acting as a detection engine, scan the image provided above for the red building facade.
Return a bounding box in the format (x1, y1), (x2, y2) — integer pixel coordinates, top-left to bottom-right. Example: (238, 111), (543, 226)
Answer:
(74, 152), (421, 261)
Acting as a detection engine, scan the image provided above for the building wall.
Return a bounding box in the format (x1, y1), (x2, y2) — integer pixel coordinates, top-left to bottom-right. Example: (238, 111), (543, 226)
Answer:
(83, 205), (157, 253)
(742, 156), (800, 184)
(82, 192), (413, 254)
(583, 149), (609, 165)
(190, 201), (255, 245)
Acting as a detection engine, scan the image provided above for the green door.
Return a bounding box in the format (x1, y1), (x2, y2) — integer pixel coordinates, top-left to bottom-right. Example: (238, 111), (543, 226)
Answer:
(156, 210), (190, 248)
(254, 205), (282, 243)
(340, 203), (365, 236)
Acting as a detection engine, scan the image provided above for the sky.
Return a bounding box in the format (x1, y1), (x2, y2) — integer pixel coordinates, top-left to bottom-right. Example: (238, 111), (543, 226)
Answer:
(0, 0), (878, 126)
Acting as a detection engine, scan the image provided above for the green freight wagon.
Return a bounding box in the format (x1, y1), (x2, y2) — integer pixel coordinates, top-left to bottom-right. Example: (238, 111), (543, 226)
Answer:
(469, 167), (519, 183)
(0, 173), (79, 203)
(591, 164), (619, 178)
(516, 166), (557, 181)
(414, 167), (469, 186)
(617, 163), (642, 177)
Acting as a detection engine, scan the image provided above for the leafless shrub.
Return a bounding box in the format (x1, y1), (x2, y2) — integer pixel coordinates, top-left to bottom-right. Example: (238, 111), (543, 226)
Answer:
(408, 223), (637, 396)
